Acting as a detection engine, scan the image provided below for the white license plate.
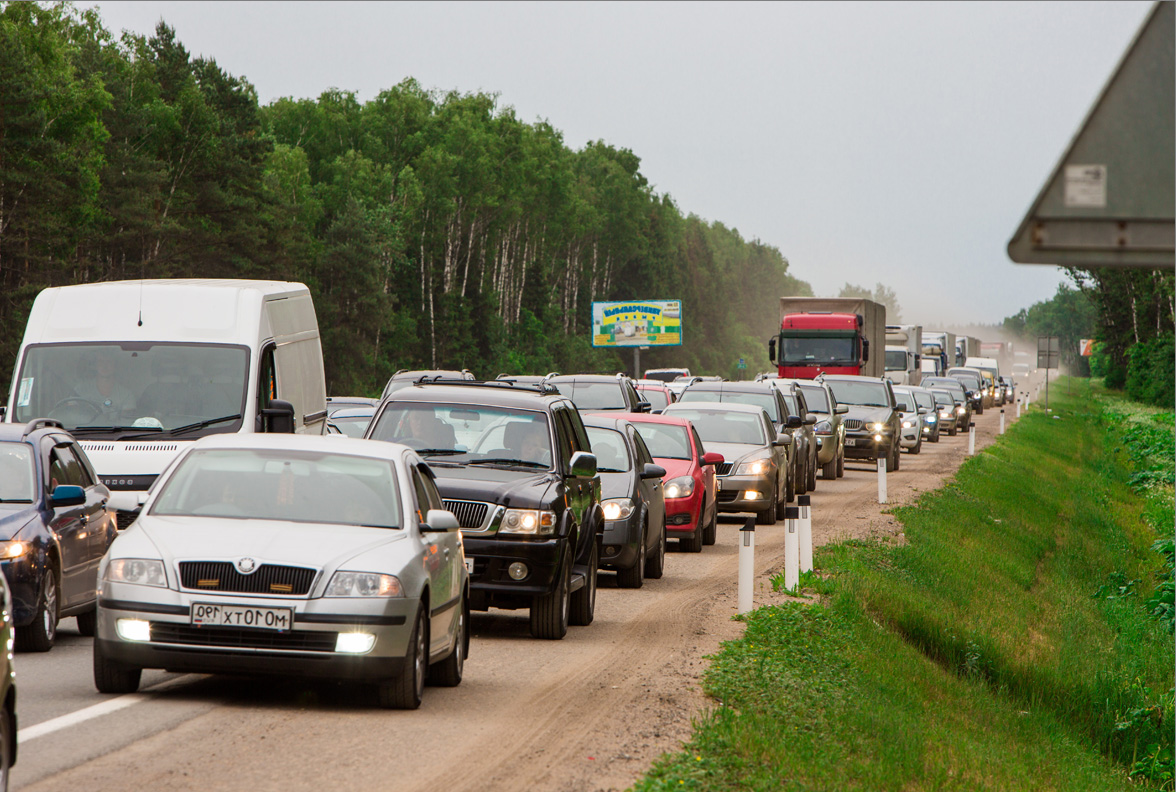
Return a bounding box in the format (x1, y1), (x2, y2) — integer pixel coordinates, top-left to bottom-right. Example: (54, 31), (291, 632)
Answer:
(190, 602), (292, 631)
(464, 558), (474, 574)
(848, 438), (861, 446)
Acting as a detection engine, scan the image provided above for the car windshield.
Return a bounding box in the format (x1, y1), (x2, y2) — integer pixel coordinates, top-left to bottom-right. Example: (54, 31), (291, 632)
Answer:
(151, 448), (401, 528)
(551, 381), (626, 410)
(781, 394), (798, 413)
(638, 389), (669, 411)
(585, 427), (631, 473)
(913, 391), (936, 410)
(893, 392), (915, 411)
(781, 336), (856, 366)
(0, 444), (35, 503)
(667, 410), (766, 445)
(924, 378), (966, 399)
(643, 370), (687, 383)
(885, 350), (907, 371)
(932, 391), (955, 407)
(826, 380), (890, 407)
(13, 343), (248, 436)
(330, 414), (374, 438)
(632, 423), (692, 460)
(679, 390), (779, 422)
(796, 385), (830, 412)
(368, 404), (553, 469)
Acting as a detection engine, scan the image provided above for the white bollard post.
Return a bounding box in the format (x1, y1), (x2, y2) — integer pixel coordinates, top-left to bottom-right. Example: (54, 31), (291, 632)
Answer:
(968, 424), (976, 456)
(1016, 401), (1021, 419)
(798, 494), (813, 574)
(877, 456), (887, 504)
(1000, 408), (1005, 435)
(738, 517), (755, 614)
(784, 506), (799, 592)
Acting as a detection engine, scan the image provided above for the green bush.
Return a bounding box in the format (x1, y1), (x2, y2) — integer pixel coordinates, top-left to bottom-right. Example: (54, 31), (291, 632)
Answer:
(1126, 334), (1175, 407)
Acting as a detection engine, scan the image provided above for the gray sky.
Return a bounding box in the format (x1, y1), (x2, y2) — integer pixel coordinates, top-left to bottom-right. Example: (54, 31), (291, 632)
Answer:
(80, 1), (1152, 327)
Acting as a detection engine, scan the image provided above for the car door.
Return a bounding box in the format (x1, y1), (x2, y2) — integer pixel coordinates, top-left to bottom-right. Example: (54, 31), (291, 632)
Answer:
(762, 413), (786, 501)
(628, 428), (664, 548)
(410, 465), (459, 657)
(44, 443), (91, 608)
(690, 424), (716, 515)
(66, 440), (113, 598)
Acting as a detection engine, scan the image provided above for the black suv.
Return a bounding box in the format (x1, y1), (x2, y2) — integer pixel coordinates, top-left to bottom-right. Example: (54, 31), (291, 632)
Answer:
(546, 374), (650, 413)
(365, 381), (602, 640)
(819, 375), (903, 472)
(0, 419), (116, 650)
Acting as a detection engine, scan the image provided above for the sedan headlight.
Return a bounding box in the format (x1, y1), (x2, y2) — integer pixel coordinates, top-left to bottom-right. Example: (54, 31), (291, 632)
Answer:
(925, 414), (937, 424)
(814, 420), (833, 434)
(939, 409), (953, 419)
(735, 456), (771, 476)
(957, 406), (966, 415)
(500, 509), (557, 535)
(0, 541), (29, 560)
(325, 571), (403, 597)
(663, 476), (695, 500)
(105, 559), (167, 588)
(602, 498), (635, 521)
(902, 420), (914, 429)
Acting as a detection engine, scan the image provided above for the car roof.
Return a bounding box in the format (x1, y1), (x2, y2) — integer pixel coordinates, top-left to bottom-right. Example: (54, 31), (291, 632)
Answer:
(547, 374), (628, 384)
(0, 419), (69, 444)
(190, 432), (411, 460)
(684, 381), (777, 394)
(330, 406), (376, 418)
(581, 414), (636, 430)
(820, 374), (888, 383)
(382, 383), (565, 411)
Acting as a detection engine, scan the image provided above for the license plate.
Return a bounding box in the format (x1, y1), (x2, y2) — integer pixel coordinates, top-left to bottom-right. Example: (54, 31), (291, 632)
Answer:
(848, 438), (860, 446)
(464, 558), (474, 574)
(190, 602), (292, 631)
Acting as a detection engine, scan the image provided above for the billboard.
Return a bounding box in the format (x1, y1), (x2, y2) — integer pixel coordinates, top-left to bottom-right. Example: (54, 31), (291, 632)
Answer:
(592, 300), (682, 347)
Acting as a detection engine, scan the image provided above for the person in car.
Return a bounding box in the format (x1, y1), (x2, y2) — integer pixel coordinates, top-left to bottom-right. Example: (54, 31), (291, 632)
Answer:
(75, 351), (136, 420)
(506, 421), (552, 466)
(399, 408), (456, 450)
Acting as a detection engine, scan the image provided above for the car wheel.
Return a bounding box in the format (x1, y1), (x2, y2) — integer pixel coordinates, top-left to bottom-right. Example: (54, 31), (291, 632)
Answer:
(910, 434), (922, 454)
(681, 511), (703, 553)
(948, 421), (958, 437)
(836, 446), (845, 477)
(428, 593), (467, 688)
(531, 551), (570, 639)
(569, 541), (597, 625)
(821, 454), (837, 480)
(76, 607), (97, 637)
(758, 479), (778, 526)
(644, 519), (666, 579)
(0, 697), (11, 791)
(807, 453), (818, 491)
(775, 476), (788, 520)
(379, 606), (426, 708)
(17, 566), (58, 652)
(93, 636), (142, 694)
(794, 456), (806, 496)
(886, 443), (898, 472)
(617, 525), (645, 589)
(702, 501), (717, 546)
(785, 460), (796, 503)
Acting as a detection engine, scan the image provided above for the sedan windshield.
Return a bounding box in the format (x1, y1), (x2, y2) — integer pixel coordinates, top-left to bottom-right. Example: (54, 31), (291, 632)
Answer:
(632, 423), (692, 460)
(152, 448), (401, 528)
(637, 389), (669, 411)
(0, 444), (35, 503)
(826, 380), (890, 408)
(667, 410), (766, 445)
(585, 427), (631, 473)
(893, 392), (915, 412)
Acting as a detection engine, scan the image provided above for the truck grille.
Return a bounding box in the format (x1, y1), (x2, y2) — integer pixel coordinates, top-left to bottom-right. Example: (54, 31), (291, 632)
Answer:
(149, 623), (336, 653)
(178, 562), (316, 596)
(716, 463), (734, 476)
(843, 419), (864, 430)
(443, 500), (489, 529)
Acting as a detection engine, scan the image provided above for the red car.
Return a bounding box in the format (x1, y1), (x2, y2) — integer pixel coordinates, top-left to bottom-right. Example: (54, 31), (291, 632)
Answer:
(634, 382), (675, 414)
(625, 414), (723, 552)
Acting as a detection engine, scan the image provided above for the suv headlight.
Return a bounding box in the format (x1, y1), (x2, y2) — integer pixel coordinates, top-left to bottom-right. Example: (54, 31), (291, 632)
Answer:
(902, 420), (913, 429)
(814, 419), (833, 434)
(500, 509), (557, 535)
(735, 456), (771, 476)
(602, 498), (635, 521)
(325, 571), (403, 597)
(663, 476), (695, 500)
(105, 559), (167, 588)
(872, 422), (889, 432)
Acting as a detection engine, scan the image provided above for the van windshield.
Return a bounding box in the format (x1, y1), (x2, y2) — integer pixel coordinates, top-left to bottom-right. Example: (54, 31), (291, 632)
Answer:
(13, 343), (249, 437)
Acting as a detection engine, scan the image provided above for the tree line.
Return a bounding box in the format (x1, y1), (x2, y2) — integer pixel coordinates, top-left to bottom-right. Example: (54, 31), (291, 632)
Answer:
(0, 3), (810, 398)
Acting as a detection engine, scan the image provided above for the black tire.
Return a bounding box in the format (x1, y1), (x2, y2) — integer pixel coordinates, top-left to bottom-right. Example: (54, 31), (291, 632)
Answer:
(378, 606), (426, 708)
(775, 475), (788, 521)
(17, 567), (58, 652)
(644, 520), (666, 579)
(975, 404), (983, 415)
(0, 699), (12, 791)
(785, 457), (796, 502)
(570, 541), (597, 625)
(76, 608), (97, 637)
(794, 456), (806, 496)
(429, 594), (467, 688)
(910, 434), (922, 454)
(885, 443), (898, 472)
(681, 511), (703, 553)
(821, 455), (837, 480)
(836, 447), (845, 477)
(806, 453), (818, 491)
(531, 552), (570, 639)
(93, 638), (142, 694)
(948, 420), (958, 437)
(702, 501), (717, 546)
(893, 441), (901, 471)
(617, 525), (645, 589)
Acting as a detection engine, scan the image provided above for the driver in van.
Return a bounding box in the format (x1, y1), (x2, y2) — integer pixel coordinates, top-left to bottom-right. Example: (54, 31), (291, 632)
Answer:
(75, 351), (136, 421)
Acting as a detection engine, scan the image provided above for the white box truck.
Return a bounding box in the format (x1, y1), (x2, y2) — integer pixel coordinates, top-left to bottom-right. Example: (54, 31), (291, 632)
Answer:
(5, 280), (328, 524)
(884, 324), (922, 385)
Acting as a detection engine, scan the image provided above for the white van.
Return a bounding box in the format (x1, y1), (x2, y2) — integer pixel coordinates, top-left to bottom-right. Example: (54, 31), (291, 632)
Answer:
(5, 280), (328, 524)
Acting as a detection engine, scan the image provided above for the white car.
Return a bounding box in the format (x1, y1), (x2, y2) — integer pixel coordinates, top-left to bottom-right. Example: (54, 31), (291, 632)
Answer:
(890, 386), (925, 454)
(92, 434), (468, 710)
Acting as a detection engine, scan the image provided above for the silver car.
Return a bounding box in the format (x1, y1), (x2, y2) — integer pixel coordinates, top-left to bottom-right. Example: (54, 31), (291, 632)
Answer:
(92, 434), (468, 710)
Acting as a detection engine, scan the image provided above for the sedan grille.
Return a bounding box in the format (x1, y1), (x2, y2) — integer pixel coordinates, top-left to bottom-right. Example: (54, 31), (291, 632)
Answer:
(715, 463), (734, 476)
(178, 562), (316, 596)
(149, 623), (336, 653)
(843, 419), (864, 431)
(443, 500), (489, 529)
(717, 490), (739, 503)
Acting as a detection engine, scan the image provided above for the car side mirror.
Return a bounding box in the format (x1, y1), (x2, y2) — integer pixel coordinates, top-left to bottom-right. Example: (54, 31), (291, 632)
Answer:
(420, 508), (460, 533)
(785, 415), (802, 429)
(641, 463), (666, 480)
(635, 401), (652, 413)
(570, 451), (597, 478)
(701, 451), (725, 466)
(835, 404), (849, 414)
(773, 435), (792, 447)
(261, 399), (296, 434)
(804, 414), (817, 425)
(918, 407), (929, 415)
(50, 484), (86, 508)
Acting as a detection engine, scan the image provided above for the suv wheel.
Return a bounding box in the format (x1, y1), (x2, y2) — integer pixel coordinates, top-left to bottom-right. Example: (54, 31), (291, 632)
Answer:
(807, 453), (818, 491)
(836, 446), (845, 477)
(530, 553), (570, 639)
(822, 454), (837, 480)
(617, 526), (645, 589)
(885, 443), (898, 472)
(17, 566), (58, 652)
(645, 520), (666, 579)
(569, 542), (597, 625)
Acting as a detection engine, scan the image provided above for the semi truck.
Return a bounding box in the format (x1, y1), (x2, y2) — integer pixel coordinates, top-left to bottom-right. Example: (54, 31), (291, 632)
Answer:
(884, 324), (923, 385)
(955, 335), (982, 367)
(767, 297), (886, 379)
(922, 331), (955, 376)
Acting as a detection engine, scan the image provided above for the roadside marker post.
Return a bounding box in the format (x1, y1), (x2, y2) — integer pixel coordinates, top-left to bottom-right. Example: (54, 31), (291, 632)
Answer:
(798, 495), (813, 573)
(738, 517), (755, 614)
(968, 423), (976, 456)
(1000, 408), (1005, 434)
(784, 506), (800, 592)
(1016, 401), (1022, 418)
(877, 457), (887, 504)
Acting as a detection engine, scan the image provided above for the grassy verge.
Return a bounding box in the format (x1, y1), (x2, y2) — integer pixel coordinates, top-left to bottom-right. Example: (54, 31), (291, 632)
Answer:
(634, 380), (1174, 791)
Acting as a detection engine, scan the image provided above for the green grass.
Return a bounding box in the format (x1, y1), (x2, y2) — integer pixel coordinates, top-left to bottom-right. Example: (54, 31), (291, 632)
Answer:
(634, 380), (1174, 791)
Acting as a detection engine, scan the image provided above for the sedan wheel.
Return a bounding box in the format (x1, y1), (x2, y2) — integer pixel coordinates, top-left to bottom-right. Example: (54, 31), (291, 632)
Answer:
(617, 525), (645, 589)
(379, 606), (427, 709)
(0, 699), (12, 791)
(428, 594), (467, 687)
(17, 567), (58, 652)
(702, 501), (717, 546)
(644, 520), (666, 579)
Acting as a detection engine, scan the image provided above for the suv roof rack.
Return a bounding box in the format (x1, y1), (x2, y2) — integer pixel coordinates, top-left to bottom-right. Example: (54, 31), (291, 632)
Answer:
(22, 418), (64, 438)
(411, 377), (561, 396)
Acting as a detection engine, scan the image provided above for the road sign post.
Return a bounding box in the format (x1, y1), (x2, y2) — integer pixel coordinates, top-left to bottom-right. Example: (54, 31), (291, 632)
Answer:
(1037, 336), (1059, 410)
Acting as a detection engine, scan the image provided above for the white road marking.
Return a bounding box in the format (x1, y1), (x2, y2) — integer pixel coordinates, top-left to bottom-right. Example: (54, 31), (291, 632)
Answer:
(18, 674), (197, 743)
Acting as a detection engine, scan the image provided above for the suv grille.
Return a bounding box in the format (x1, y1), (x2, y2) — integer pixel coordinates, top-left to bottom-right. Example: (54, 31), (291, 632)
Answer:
(444, 500), (489, 529)
(178, 562), (316, 596)
(843, 419), (864, 431)
(715, 462), (734, 476)
(149, 623), (336, 653)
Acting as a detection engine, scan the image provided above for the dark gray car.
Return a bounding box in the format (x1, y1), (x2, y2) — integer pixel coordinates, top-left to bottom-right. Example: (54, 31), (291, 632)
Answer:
(820, 375), (903, 472)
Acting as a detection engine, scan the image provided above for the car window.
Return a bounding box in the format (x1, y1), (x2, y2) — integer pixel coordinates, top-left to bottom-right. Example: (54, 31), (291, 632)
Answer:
(638, 389), (669, 411)
(893, 392), (915, 411)
(796, 385), (830, 413)
(585, 427), (631, 473)
(690, 425), (706, 459)
(762, 413), (777, 441)
(825, 380), (890, 407)
(565, 404), (592, 453)
(913, 391), (936, 410)
(553, 408), (576, 468)
(0, 444), (35, 502)
(550, 381), (626, 410)
(49, 445), (85, 488)
(680, 390), (779, 422)
(630, 428), (654, 466)
(411, 466), (443, 521)
(70, 442), (99, 487)
(369, 404), (553, 468)
(632, 422), (692, 460)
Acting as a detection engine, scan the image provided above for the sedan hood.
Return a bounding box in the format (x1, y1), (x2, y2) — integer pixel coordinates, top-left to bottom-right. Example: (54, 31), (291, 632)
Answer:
(598, 470), (633, 500)
(653, 458), (695, 480)
(703, 442), (765, 466)
(0, 505), (36, 540)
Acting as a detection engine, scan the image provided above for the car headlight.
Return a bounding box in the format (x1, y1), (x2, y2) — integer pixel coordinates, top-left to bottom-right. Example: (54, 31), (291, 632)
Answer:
(902, 420), (913, 429)
(872, 422), (884, 432)
(925, 415), (937, 423)
(602, 498), (635, 521)
(325, 571), (403, 597)
(814, 420), (833, 434)
(940, 409), (952, 419)
(735, 456), (771, 476)
(500, 509), (557, 535)
(957, 406), (966, 415)
(0, 541), (29, 560)
(663, 476), (695, 500)
(105, 558), (167, 588)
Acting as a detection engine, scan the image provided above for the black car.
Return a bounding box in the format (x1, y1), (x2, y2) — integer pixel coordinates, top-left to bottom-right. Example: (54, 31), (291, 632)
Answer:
(0, 419), (116, 650)
(546, 374), (650, 413)
(365, 380), (601, 640)
(819, 375), (903, 472)
(946, 368), (986, 414)
(581, 414), (666, 589)
(381, 369), (476, 401)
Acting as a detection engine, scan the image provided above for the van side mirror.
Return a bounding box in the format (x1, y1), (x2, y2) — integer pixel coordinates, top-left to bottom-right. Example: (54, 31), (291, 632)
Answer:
(262, 399), (296, 434)
(570, 451), (597, 479)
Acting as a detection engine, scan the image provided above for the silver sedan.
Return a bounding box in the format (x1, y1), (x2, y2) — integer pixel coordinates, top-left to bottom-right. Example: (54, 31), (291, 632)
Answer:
(92, 434), (468, 710)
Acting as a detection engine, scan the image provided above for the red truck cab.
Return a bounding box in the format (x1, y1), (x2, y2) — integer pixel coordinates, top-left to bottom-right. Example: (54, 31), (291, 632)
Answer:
(773, 312), (867, 379)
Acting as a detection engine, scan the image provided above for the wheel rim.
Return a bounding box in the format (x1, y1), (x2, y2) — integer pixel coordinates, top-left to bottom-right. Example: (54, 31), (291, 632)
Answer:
(43, 574), (58, 641)
(454, 607), (465, 675)
(559, 558), (570, 628)
(413, 613), (426, 700)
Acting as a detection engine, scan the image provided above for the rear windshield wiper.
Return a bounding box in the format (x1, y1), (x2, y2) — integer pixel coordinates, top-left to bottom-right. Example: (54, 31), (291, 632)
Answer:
(468, 458), (549, 469)
(167, 414), (244, 437)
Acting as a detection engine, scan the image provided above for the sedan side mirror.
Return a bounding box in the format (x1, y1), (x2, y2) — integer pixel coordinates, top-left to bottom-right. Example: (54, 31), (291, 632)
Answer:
(835, 404), (849, 415)
(570, 451), (597, 478)
(804, 414), (817, 425)
(635, 401), (652, 414)
(773, 435), (792, 447)
(641, 463), (667, 480)
(421, 508), (460, 533)
(50, 485), (86, 508)
(701, 451), (725, 466)
(785, 415), (802, 429)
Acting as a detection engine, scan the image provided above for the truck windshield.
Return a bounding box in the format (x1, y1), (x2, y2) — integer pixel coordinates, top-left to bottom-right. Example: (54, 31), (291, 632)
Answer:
(780, 336), (855, 366)
(13, 343), (248, 436)
(884, 350), (907, 371)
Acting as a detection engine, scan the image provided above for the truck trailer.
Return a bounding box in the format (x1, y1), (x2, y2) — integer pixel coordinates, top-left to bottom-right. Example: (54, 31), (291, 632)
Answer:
(922, 331), (956, 376)
(768, 297), (886, 379)
(885, 324), (923, 385)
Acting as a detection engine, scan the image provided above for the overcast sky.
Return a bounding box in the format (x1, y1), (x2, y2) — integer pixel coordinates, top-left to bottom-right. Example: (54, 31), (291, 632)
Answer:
(79, 1), (1152, 327)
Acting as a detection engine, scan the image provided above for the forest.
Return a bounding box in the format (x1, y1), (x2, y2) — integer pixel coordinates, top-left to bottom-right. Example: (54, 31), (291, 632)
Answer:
(0, 3), (810, 398)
